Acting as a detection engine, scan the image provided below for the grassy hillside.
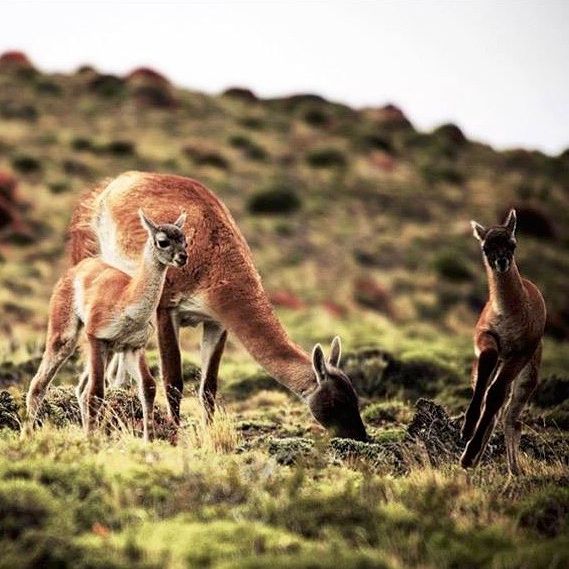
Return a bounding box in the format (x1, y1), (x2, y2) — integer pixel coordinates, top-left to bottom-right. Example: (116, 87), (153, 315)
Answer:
(0, 52), (568, 568)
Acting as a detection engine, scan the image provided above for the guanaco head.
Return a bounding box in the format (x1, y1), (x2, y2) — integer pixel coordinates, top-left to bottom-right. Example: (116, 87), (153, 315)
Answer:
(471, 209), (517, 274)
(138, 209), (188, 267)
(307, 337), (368, 441)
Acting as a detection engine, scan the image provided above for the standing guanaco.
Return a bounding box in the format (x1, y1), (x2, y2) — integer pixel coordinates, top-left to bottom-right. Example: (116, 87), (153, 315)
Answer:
(68, 171), (368, 441)
(26, 209), (188, 441)
(461, 209), (546, 474)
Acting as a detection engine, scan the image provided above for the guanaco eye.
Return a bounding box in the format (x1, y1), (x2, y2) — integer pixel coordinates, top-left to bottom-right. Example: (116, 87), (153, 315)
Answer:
(157, 239), (170, 248)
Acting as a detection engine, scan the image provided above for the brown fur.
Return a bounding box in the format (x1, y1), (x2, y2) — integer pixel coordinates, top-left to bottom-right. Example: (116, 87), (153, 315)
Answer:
(67, 171), (367, 440)
(461, 211), (546, 474)
(28, 213), (187, 441)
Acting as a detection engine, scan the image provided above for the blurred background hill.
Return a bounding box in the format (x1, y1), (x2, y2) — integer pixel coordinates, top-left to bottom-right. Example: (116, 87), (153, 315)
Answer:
(1, 50), (568, 357)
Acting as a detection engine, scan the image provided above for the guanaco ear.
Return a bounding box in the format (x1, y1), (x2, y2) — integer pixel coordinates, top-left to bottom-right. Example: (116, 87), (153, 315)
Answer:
(470, 220), (487, 242)
(504, 209), (517, 237)
(174, 211), (187, 229)
(312, 344), (328, 385)
(329, 336), (342, 368)
(138, 209), (158, 235)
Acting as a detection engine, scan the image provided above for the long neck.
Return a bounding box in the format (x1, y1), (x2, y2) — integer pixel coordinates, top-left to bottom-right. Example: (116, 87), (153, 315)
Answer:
(485, 259), (526, 314)
(125, 240), (168, 317)
(210, 276), (317, 399)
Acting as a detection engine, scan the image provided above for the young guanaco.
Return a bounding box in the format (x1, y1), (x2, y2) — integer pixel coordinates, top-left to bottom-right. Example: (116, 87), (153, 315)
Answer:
(26, 209), (188, 441)
(68, 171), (368, 441)
(461, 209), (546, 474)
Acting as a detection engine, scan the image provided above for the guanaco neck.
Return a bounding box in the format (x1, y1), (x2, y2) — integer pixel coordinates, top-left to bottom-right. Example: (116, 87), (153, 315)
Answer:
(124, 240), (168, 319)
(211, 277), (318, 399)
(485, 259), (526, 314)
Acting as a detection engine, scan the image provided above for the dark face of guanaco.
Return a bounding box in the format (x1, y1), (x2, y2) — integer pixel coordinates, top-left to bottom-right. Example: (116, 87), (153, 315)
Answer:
(471, 209), (517, 274)
(307, 337), (368, 442)
(139, 209), (189, 268)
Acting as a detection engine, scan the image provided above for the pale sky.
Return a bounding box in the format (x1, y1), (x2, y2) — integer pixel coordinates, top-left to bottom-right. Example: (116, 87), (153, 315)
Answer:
(2, 0), (568, 154)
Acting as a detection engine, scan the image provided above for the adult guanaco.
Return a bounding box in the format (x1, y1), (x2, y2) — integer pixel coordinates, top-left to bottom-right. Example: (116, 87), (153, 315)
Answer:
(26, 209), (188, 441)
(461, 209), (546, 474)
(68, 171), (368, 441)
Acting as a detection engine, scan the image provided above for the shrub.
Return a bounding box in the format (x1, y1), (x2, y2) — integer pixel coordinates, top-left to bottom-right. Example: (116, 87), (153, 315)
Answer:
(239, 116), (265, 130)
(63, 159), (91, 177)
(362, 401), (412, 426)
(518, 486), (569, 537)
(34, 79), (62, 96)
(247, 185), (301, 215)
(184, 144), (229, 169)
(87, 74), (126, 97)
(11, 154), (42, 174)
(358, 133), (393, 153)
(306, 147), (347, 168)
(0, 479), (58, 539)
(302, 106), (330, 127)
(0, 101), (38, 121)
(432, 123), (467, 145)
(48, 180), (71, 194)
(432, 251), (471, 282)
(222, 87), (258, 102)
(104, 140), (135, 156)
(228, 134), (268, 161)
(132, 85), (176, 108)
(70, 137), (94, 151)
(421, 163), (463, 185)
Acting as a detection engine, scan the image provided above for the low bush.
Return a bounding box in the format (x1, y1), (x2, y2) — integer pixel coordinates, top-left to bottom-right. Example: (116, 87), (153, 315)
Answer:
(518, 486), (569, 537)
(87, 74), (126, 97)
(11, 154), (42, 174)
(306, 147), (347, 169)
(432, 251), (471, 282)
(103, 140), (136, 156)
(247, 184), (301, 215)
(184, 144), (230, 169)
(0, 479), (60, 539)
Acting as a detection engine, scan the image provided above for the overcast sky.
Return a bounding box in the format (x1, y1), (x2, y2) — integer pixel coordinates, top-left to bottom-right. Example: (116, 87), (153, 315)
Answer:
(2, 0), (568, 154)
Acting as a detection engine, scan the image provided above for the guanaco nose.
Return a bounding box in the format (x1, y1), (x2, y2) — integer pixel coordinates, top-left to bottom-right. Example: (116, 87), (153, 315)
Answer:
(175, 252), (188, 266)
(496, 257), (509, 273)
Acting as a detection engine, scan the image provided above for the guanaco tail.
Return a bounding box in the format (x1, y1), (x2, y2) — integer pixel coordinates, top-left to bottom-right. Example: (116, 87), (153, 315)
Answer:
(67, 171), (368, 441)
(460, 209), (546, 474)
(26, 209), (188, 441)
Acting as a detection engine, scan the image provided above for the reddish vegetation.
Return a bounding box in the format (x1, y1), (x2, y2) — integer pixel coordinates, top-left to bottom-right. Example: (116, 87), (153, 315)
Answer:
(0, 172), (27, 236)
(127, 67), (170, 85)
(369, 150), (396, 172)
(0, 172), (17, 201)
(0, 50), (33, 68)
(353, 276), (393, 316)
(269, 290), (305, 310)
(126, 67), (176, 108)
(366, 104), (412, 130)
(322, 300), (348, 318)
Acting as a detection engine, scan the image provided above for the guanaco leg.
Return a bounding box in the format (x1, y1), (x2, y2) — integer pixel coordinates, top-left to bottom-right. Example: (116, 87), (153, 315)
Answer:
(199, 321), (227, 423)
(157, 307), (183, 425)
(26, 277), (81, 424)
(123, 351), (157, 442)
(461, 332), (499, 442)
(79, 335), (108, 435)
(461, 356), (528, 469)
(503, 343), (541, 475)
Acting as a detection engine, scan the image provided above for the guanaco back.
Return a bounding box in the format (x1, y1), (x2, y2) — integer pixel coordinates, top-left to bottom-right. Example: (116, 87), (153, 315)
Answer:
(67, 171), (368, 441)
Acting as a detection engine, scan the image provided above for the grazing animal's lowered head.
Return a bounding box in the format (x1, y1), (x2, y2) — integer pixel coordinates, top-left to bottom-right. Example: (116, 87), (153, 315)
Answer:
(306, 337), (368, 442)
(138, 209), (188, 267)
(471, 209), (517, 274)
